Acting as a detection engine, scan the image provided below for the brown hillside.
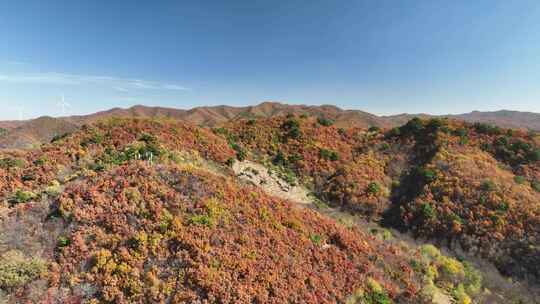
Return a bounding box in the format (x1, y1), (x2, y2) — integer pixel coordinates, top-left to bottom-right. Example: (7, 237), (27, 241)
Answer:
(0, 117), (78, 149)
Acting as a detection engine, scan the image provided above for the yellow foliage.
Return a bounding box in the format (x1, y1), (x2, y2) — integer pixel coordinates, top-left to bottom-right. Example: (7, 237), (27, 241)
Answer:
(453, 284), (472, 304)
(0, 250), (47, 289)
(420, 244), (441, 260)
(366, 277), (384, 293)
(93, 249), (112, 270)
(438, 256), (465, 278)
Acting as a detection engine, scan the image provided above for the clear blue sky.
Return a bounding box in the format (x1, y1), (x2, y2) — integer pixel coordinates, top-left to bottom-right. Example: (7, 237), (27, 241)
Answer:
(1, 0), (539, 120)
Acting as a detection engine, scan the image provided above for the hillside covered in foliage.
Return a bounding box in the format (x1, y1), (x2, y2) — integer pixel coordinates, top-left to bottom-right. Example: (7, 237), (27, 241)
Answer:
(220, 115), (540, 288)
(0, 117), (538, 303)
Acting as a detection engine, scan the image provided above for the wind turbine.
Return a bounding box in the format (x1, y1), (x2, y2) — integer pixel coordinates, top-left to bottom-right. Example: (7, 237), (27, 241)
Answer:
(58, 94), (72, 116)
(15, 106), (24, 120)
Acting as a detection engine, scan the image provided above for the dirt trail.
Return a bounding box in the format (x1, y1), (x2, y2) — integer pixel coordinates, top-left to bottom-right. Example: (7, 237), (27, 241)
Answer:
(232, 160), (312, 206)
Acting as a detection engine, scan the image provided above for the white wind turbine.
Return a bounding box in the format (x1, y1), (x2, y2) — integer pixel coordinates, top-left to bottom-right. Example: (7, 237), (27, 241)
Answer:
(58, 94), (72, 116)
(15, 106), (24, 120)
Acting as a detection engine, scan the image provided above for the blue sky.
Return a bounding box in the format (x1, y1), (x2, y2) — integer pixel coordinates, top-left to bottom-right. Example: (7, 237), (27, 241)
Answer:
(1, 0), (540, 120)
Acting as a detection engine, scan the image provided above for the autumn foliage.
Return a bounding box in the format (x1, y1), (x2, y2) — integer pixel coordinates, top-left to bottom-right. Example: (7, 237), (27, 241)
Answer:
(221, 116), (540, 284)
(1, 116), (539, 303)
(0, 118), (429, 303)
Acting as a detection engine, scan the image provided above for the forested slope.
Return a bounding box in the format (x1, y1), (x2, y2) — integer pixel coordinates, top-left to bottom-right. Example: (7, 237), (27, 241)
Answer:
(0, 117), (538, 303)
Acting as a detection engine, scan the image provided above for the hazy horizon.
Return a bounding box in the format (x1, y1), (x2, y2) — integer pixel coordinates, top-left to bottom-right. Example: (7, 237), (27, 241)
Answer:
(1, 1), (540, 120)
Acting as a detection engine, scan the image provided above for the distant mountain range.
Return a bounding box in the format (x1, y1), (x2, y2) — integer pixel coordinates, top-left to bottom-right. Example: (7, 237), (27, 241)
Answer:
(0, 102), (539, 149)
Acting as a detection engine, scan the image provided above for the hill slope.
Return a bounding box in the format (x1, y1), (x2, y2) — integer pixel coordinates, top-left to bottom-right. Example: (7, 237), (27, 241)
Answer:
(0, 119), (429, 303)
(219, 115), (540, 298)
(1, 117), (538, 303)
(0, 116), (79, 149)
(4, 118), (537, 303)
(1, 102), (538, 150)
(453, 110), (540, 131)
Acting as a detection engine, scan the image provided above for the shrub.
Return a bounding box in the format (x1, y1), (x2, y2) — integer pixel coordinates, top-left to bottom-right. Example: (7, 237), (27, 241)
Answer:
(452, 284), (472, 304)
(21, 174), (34, 182)
(138, 133), (157, 144)
(453, 128), (468, 138)
(0, 158), (25, 169)
(317, 117), (334, 127)
(309, 234), (323, 245)
(463, 262), (482, 295)
(514, 175), (526, 184)
(9, 190), (38, 205)
(91, 249), (113, 270)
(135, 141), (163, 160)
(189, 214), (213, 227)
(497, 200), (509, 212)
(368, 126), (381, 133)
(492, 136), (540, 165)
(366, 182), (381, 195)
(364, 278), (392, 304)
(532, 180), (540, 192)
(0, 250), (46, 289)
(528, 149), (540, 162)
(89, 162), (106, 172)
(438, 255), (464, 279)
(281, 118), (301, 139)
(80, 131), (105, 147)
(57, 236), (71, 248)
(319, 148), (339, 161)
(480, 142), (491, 151)
(287, 153), (303, 165)
(189, 198), (229, 228)
(474, 122), (501, 135)
(379, 143), (390, 151)
(370, 228), (393, 240)
(385, 127), (401, 138)
(100, 139), (164, 166)
(510, 140), (531, 153)
(212, 127), (228, 136)
(480, 180), (496, 192)
(426, 118), (446, 132)
(33, 157), (47, 166)
(273, 151), (287, 166)
(45, 180), (62, 197)
(400, 117), (424, 136)
(420, 203), (436, 219)
(231, 143), (247, 161)
(159, 209), (174, 232)
(51, 132), (70, 143)
(421, 244), (441, 260)
(279, 168), (297, 186)
(347, 278), (392, 304)
(416, 167), (437, 183)
(225, 157), (235, 167)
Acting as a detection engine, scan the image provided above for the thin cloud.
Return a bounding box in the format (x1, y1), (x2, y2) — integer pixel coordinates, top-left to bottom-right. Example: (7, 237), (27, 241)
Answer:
(113, 87), (130, 92)
(6, 60), (29, 66)
(112, 96), (140, 102)
(0, 72), (190, 91)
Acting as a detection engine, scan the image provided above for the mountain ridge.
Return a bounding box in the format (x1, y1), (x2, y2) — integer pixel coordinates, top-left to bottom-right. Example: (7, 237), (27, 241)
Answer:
(1, 102), (539, 149)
